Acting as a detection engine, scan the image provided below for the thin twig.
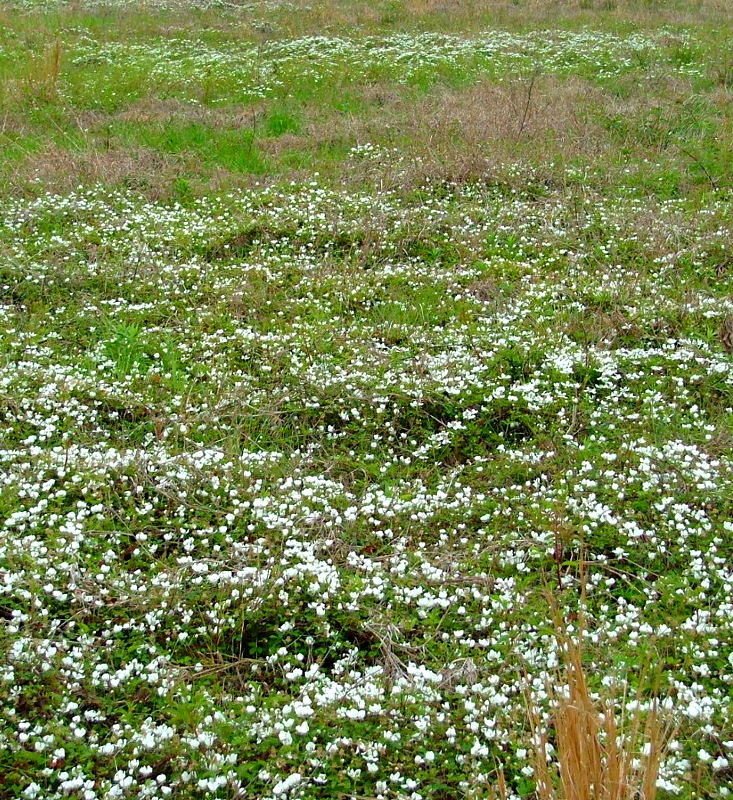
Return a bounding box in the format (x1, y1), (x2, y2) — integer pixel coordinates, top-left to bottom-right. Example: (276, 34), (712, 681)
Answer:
(676, 143), (719, 191)
(517, 64), (541, 141)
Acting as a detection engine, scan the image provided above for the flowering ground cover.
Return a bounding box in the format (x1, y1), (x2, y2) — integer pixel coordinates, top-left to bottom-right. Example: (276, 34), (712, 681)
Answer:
(1, 1), (732, 799)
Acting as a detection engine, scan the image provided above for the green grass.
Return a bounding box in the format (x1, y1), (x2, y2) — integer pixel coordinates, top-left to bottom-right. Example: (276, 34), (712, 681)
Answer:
(123, 121), (268, 173)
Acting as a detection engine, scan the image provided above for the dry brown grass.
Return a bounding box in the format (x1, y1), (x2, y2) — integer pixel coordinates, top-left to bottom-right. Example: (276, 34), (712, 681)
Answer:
(514, 602), (676, 800)
(415, 77), (605, 150)
(110, 98), (264, 127)
(3, 37), (65, 105)
(253, 75), (609, 191)
(1, 71), (612, 195)
(7, 145), (180, 199)
(281, 75), (605, 155)
(271, 0), (733, 35)
(8, 75), (605, 197)
(529, 651), (668, 800)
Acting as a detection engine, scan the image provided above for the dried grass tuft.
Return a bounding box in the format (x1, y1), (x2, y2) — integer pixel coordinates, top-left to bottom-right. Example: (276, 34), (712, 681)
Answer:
(522, 611), (675, 800)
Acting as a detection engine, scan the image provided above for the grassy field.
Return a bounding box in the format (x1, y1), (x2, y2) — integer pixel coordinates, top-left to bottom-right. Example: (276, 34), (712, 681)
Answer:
(1, 1), (733, 798)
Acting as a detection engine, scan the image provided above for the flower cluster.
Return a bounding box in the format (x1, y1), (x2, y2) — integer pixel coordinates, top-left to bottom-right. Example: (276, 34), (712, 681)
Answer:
(1, 166), (732, 799)
(50, 28), (702, 106)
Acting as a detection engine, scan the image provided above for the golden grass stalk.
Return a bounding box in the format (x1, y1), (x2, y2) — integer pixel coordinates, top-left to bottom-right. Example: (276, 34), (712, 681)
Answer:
(24, 38), (63, 102)
(524, 617), (675, 800)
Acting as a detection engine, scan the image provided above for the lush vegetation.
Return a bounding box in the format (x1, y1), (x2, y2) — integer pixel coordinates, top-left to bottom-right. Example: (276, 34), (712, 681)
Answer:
(1, 1), (732, 798)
